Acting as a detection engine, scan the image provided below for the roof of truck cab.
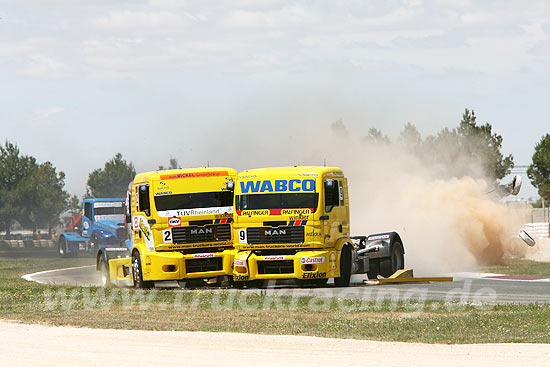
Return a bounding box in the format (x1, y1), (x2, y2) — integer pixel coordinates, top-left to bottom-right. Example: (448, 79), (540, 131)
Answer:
(237, 166), (344, 178)
(132, 167), (237, 184)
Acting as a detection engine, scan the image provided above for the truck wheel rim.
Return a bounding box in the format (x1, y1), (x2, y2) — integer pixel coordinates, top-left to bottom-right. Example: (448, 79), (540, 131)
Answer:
(133, 257), (140, 285)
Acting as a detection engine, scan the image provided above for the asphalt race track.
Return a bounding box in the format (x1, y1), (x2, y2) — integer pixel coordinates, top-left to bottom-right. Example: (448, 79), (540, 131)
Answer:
(23, 265), (550, 304)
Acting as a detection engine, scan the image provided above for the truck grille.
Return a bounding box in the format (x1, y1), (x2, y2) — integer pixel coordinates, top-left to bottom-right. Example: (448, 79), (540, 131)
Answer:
(257, 260), (294, 274)
(185, 257), (223, 273)
(246, 226), (304, 244)
(172, 224), (231, 244)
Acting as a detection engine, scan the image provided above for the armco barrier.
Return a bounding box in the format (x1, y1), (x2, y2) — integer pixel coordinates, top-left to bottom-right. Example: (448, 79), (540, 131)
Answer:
(524, 222), (550, 239)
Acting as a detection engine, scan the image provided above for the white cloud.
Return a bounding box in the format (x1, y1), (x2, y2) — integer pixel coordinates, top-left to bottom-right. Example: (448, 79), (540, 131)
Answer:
(223, 4), (316, 28)
(20, 54), (66, 77)
(92, 10), (186, 29)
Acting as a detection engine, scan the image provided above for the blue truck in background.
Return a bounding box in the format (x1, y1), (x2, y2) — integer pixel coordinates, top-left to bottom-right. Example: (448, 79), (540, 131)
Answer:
(58, 198), (128, 257)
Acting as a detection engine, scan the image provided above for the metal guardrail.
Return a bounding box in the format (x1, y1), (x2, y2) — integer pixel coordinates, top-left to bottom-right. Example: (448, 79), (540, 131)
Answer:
(524, 222), (550, 239)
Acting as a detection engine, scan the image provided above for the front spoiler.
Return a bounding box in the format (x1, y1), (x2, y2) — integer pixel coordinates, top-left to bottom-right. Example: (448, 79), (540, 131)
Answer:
(108, 248), (238, 283)
(232, 249), (339, 281)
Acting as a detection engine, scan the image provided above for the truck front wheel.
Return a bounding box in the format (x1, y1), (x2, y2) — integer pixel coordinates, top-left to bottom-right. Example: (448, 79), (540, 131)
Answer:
(132, 252), (153, 289)
(99, 254), (111, 287)
(334, 245), (352, 287)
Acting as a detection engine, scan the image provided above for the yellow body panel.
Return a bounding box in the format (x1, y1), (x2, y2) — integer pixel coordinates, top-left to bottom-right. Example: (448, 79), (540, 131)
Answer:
(232, 166), (351, 282)
(119, 167), (238, 283)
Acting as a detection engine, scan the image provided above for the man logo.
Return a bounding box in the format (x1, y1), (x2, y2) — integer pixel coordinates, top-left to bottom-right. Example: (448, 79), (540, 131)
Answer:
(264, 229), (286, 236)
(190, 227), (213, 235)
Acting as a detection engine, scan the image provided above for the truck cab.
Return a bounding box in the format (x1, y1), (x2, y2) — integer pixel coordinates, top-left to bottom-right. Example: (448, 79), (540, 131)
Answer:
(104, 167), (238, 288)
(232, 166), (404, 287)
(58, 198), (126, 257)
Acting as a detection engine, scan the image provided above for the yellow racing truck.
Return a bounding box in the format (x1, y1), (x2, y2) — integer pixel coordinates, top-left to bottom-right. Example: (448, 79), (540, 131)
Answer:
(232, 166), (405, 287)
(98, 167), (237, 288)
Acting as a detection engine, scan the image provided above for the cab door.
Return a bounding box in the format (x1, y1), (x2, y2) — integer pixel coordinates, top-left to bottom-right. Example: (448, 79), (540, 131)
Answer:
(82, 201), (93, 238)
(323, 178), (348, 244)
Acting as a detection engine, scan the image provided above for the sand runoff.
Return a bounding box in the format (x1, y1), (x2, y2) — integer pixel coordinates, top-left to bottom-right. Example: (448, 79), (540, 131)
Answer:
(0, 321), (548, 367)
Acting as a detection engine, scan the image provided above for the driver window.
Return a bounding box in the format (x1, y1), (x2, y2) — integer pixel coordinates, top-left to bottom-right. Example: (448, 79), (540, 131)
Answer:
(324, 179), (339, 212)
(84, 202), (92, 220)
(138, 185), (151, 216)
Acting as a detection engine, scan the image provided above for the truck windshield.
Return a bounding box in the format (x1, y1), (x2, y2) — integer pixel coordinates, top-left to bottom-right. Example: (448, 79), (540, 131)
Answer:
(154, 191), (233, 211)
(93, 202), (124, 221)
(237, 193), (319, 211)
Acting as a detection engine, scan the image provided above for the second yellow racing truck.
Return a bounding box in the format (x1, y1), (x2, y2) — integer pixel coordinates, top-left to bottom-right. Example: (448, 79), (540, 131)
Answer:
(98, 167), (237, 288)
(232, 166), (405, 287)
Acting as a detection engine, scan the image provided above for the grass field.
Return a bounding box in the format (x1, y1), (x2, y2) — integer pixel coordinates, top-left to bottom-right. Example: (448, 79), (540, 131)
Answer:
(480, 258), (550, 277)
(1, 254), (550, 344)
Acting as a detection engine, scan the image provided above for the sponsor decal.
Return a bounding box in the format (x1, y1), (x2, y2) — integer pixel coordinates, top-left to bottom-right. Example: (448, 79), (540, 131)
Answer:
(93, 201), (123, 208)
(300, 256), (325, 264)
(281, 208), (311, 216)
(133, 216), (139, 230)
(302, 272), (326, 279)
(83, 221), (90, 229)
(94, 214), (125, 222)
(234, 275), (249, 281)
(263, 256), (285, 261)
(233, 259), (247, 267)
(139, 218), (151, 241)
(368, 234), (390, 241)
(168, 217), (182, 227)
(158, 206), (233, 217)
(239, 209), (270, 216)
(240, 179), (315, 193)
(104, 247), (127, 251)
(160, 171), (229, 180)
(155, 191), (173, 196)
(307, 231), (322, 237)
(193, 253), (215, 258)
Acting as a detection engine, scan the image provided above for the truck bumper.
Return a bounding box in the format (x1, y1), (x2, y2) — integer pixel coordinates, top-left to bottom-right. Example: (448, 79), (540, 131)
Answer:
(232, 249), (339, 281)
(141, 249), (238, 281)
(109, 249), (239, 284)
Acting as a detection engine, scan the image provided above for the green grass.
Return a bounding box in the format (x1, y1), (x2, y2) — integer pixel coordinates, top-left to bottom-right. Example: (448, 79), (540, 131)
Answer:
(1, 257), (550, 344)
(480, 258), (550, 277)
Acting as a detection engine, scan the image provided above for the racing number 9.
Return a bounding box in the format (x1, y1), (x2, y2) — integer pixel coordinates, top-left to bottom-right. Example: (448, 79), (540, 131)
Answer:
(238, 229), (247, 244)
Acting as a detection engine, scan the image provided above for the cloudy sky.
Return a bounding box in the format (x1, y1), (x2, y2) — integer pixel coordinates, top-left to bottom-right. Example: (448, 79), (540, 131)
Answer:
(1, 0), (549, 198)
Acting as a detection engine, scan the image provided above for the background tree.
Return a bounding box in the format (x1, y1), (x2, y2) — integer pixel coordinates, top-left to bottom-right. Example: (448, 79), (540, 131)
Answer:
(158, 157), (180, 170)
(86, 153), (136, 198)
(67, 195), (81, 216)
(0, 142), (37, 233)
(17, 162), (70, 234)
(363, 128), (391, 145)
(527, 134), (550, 200)
(0, 141), (70, 234)
(421, 109), (514, 181)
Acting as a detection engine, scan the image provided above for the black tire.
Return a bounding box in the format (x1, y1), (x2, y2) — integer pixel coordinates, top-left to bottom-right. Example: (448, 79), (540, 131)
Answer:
(132, 251), (153, 289)
(334, 245), (352, 287)
(58, 237), (69, 258)
(367, 259), (380, 280)
(380, 242), (404, 278)
(99, 254), (111, 287)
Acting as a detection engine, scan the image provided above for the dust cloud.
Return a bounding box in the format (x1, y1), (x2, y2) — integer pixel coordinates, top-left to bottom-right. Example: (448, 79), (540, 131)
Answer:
(315, 122), (529, 273)
(214, 118), (529, 273)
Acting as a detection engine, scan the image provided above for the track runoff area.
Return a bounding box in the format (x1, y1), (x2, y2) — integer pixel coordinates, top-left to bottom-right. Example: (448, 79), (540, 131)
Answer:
(23, 264), (550, 304)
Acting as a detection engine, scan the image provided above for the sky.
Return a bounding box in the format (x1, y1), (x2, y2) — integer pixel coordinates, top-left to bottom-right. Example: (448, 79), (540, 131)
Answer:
(1, 0), (549, 199)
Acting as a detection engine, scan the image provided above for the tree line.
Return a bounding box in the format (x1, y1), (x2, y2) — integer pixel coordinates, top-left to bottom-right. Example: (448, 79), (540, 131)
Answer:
(0, 108), (549, 233)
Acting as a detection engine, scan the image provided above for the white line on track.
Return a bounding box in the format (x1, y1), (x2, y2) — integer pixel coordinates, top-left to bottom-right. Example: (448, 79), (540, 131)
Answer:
(22, 265), (95, 284)
(451, 272), (550, 282)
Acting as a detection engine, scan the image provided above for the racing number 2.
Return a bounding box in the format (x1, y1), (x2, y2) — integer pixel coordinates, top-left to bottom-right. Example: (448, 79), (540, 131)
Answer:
(238, 229), (247, 244)
(162, 229), (172, 244)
